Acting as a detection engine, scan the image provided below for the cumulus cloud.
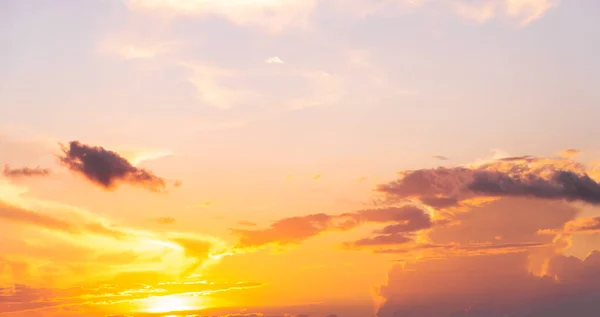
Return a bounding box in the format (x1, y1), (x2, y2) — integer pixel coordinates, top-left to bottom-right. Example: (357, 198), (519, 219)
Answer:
(377, 250), (600, 317)
(373, 190), (597, 317)
(377, 155), (600, 210)
(3, 165), (50, 178)
(58, 141), (167, 192)
(265, 56), (284, 64)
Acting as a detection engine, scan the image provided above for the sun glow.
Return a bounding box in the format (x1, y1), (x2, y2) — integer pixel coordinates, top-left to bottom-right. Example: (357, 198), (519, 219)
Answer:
(144, 295), (194, 313)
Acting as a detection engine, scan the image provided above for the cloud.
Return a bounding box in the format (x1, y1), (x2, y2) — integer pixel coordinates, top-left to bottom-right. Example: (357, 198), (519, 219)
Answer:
(237, 220), (257, 227)
(123, 0), (557, 36)
(377, 155), (600, 210)
(154, 217), (176, 225)
(0, 202), (79, 234)
(432, 155), (449, 161)
(117, 148), (174, 167)
(559, 148), (581, 159)
(504, 0), (558, 26)
(58, 141), (167, 192)
(375, 241), (549, 256)
(371, 192), (595, 317)
(182, 63), (261, 110)
(233, 206), (432, 249)
(186, 201), (216, 209)
(3, 165), (50, 178)
(0, 201), (130, 240)
(452, 0), (497, 23)
(451, 0), (558, 26)
(0, 280), (263, 314)
(347, 233), (413, 248)
(124, 0), (319, 33)
(377, 250), (600, 317)
(468, 170), (600, 203)
(265, 56), (284, 64)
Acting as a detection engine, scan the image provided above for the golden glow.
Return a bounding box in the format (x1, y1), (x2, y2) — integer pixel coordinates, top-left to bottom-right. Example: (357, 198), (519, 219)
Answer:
(144, 295), (195, 313)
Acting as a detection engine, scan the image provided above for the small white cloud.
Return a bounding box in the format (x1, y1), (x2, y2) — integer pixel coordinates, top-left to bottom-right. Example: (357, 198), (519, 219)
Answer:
(265, 56), (284, 64)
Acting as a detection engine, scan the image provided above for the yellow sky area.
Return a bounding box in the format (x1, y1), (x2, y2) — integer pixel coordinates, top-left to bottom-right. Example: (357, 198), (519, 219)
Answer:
(6, 147), (600, 316)
(0, 174), (395, 314)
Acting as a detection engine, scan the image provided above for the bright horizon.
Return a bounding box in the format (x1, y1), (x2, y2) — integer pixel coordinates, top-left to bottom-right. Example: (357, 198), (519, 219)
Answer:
(2, 1), (600, 316)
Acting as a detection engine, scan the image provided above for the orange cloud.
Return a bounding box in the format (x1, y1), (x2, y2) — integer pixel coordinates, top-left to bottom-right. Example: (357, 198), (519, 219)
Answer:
(232, 206), (433, 249)
(559, 148), (581, 159)
(0, 201), (80, 234)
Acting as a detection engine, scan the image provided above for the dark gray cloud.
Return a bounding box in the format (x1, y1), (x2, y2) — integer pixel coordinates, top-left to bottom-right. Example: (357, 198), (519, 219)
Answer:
(59, 141), (166, 192)
(378, 158), (600, 208)
(468, 170), (600, 204)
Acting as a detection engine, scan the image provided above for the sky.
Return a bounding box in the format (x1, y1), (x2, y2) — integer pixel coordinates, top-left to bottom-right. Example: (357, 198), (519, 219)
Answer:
(2, 0), (600, 316)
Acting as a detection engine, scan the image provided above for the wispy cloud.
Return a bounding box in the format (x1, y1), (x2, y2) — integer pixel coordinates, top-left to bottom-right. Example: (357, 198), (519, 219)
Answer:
(232, 206), (432, 249)
(153, 217), (176, 225)
(100, 39), (175, 60)
(505, 0), (558, 26)
(124, 0), (319, 33)
(182, 63), (261, 110)
(3, 165), (51, 178)
(559, 148), (580, 159)
(451, 0), (558, 26)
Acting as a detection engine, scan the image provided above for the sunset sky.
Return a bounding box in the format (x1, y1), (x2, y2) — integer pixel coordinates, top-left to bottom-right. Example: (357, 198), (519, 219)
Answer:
(2, 1), (600, 316)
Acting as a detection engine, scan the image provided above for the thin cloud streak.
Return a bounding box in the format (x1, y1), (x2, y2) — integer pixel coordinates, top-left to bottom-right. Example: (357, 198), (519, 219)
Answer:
(3, 165), (51, 178)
